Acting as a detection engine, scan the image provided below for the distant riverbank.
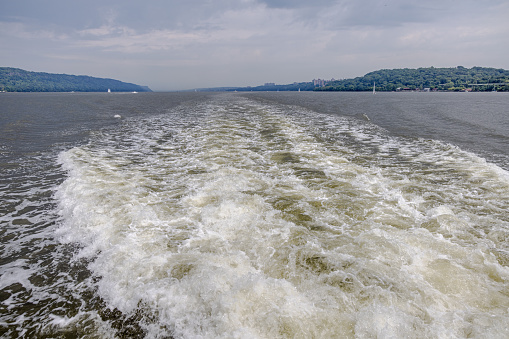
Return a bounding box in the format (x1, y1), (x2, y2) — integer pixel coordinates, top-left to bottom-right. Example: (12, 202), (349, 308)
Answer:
(0, 67), (152, 92)
(195, 66), (509, 93)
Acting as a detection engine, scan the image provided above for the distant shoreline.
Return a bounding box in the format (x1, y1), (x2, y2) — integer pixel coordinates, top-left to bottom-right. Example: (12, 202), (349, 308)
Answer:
(0, 67), (152, 93)
(195, 66), (509, 93)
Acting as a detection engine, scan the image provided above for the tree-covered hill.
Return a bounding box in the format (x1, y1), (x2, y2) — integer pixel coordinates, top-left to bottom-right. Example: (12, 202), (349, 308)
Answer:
(318, 66), (509, 92)
(0, 67), (152, 92)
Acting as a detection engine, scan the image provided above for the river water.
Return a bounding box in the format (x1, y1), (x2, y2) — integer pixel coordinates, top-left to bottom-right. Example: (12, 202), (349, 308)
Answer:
(1, 92), (509, 338)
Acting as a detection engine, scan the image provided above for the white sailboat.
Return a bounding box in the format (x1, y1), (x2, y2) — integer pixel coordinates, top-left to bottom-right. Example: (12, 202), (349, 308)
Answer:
(373, 82), (376, 94)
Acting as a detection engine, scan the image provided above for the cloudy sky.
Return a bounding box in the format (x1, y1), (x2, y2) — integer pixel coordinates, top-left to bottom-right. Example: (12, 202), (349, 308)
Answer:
(1, 0), (508, 91)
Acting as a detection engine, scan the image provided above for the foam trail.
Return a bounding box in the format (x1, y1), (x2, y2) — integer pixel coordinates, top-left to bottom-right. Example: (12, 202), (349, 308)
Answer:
(54, 95), (509, 338)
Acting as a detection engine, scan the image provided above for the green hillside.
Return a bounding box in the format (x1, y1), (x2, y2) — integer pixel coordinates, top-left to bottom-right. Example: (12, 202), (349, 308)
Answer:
(318, 66), (509, 92)
(0, 67), (152, 92)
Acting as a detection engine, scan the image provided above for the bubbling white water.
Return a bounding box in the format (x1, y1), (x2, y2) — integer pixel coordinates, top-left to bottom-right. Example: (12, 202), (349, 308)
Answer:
(56, 95), (509, 338)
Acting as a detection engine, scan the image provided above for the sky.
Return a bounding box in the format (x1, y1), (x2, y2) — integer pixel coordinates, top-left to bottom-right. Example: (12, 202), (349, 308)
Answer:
(1, 0), (508, 91)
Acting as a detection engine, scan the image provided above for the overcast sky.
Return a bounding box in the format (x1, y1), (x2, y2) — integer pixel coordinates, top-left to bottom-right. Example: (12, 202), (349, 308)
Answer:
(1, 0), (508, 91)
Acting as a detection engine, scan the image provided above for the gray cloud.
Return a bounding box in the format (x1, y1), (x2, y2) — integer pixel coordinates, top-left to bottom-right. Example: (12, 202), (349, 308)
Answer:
(260, 0), (337, 9)
(1, 0), (508, 90)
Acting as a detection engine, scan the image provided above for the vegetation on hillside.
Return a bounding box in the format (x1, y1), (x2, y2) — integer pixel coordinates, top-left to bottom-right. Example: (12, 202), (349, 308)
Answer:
(197, 81), (315, 92)
(317, 66), (509, 92)
(0, 67), (152, 92)
(196, 67), (509, 92)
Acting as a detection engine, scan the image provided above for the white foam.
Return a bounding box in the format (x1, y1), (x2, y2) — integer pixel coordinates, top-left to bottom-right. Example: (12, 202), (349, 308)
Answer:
(54, 95), (509, 337)
(0, 260), (34, 292)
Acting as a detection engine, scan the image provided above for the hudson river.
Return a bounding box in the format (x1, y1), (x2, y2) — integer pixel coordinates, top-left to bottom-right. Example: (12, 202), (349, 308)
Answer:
(1, 92), (508, 338)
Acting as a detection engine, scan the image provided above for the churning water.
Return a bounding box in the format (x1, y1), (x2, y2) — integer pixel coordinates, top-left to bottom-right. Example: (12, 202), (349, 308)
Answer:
(1, 92), (509, 338)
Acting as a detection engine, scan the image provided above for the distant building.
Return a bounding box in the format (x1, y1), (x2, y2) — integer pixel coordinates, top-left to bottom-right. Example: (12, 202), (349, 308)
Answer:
(313, 78), (337, 87)
(264, 82), (276, 86)
(313, 79), (327, 87)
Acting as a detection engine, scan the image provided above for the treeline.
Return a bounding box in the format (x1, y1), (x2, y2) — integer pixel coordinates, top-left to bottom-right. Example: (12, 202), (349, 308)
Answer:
(317, 66), (509, 92)
(0, 67), (152, 92)
(235, 82), (315, 92)
(197, 81), (315, 92)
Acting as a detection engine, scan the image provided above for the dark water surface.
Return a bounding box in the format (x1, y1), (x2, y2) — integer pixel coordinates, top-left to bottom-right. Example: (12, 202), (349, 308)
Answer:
(1, 92), (508, 338)
(245, 91), (509, 169)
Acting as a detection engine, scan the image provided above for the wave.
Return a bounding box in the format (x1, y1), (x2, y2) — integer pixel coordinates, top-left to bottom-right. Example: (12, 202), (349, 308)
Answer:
(53, 95), (509, 338)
